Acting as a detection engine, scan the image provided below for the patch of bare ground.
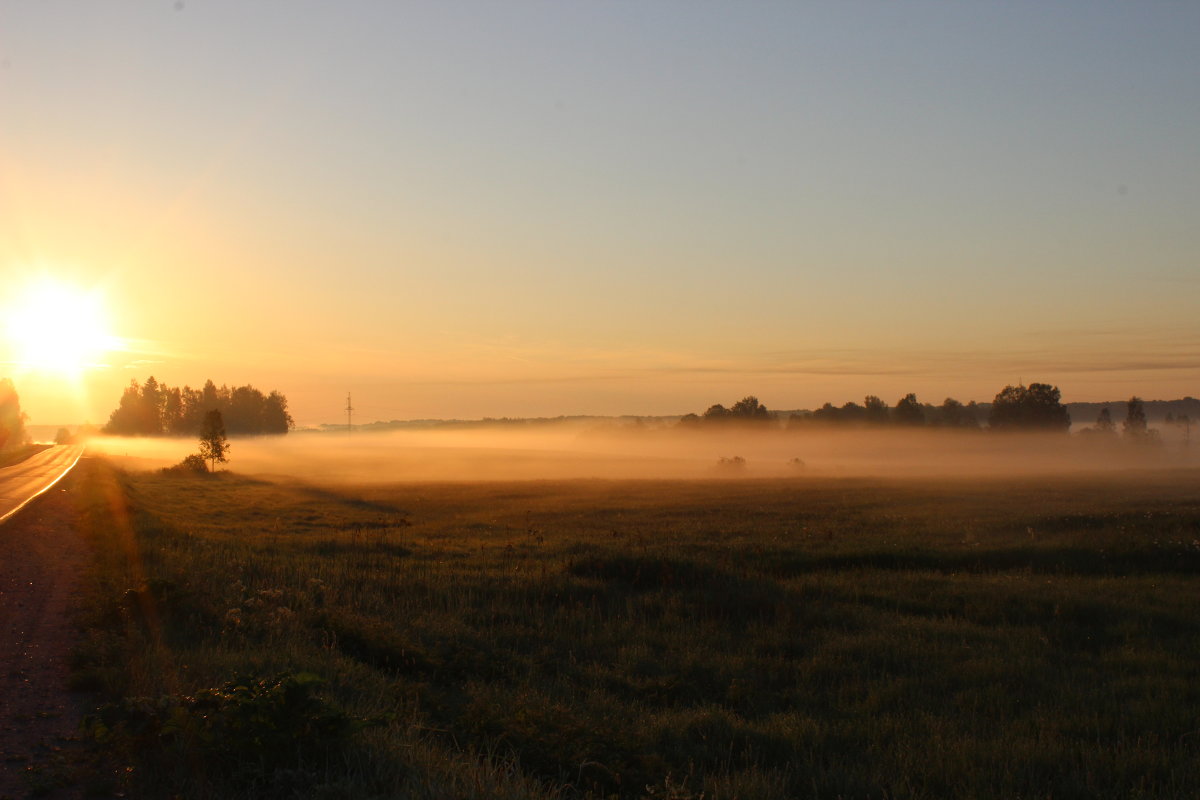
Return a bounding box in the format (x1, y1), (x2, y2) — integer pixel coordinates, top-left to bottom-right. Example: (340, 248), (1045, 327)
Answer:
(0, 464), (91, 800)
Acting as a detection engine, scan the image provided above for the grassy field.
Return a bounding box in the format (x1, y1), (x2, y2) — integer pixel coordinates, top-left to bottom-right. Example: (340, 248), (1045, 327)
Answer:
(70, 457), (1200, 799)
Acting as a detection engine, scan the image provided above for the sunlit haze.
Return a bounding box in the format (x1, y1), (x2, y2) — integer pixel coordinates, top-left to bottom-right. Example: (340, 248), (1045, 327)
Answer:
(1, 274), (122, 418)
(1, 2), (1197, 426)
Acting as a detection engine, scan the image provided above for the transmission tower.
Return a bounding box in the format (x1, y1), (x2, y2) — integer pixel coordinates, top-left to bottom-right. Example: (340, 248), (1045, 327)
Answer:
(345, 392), (355, 434)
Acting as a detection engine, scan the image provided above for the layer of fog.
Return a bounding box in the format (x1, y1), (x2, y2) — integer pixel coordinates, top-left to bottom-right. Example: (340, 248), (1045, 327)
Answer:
(85, 422), (1198, 484)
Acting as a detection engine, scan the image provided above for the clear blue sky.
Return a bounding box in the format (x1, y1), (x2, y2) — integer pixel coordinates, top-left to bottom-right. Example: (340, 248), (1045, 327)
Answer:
(2, 1), (1197, 424)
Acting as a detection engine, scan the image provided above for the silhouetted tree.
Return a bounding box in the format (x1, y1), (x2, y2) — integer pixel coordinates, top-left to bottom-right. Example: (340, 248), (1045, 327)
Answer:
(893, 393), (925, 426)
(176, 385), (205, 434)
(964, 401), (982, 427)
(1122, 397), (1148, 439)
(809, 403), (841, 425)
(679, 396), (774, 428)
(226, 385), (265, 434)
(938, 398), (961, 426)
(140, 376), (165, 434)
(730, 395), (771, 421)
(1095, 407), (1116, 434)
(198, 410), (229, 472)
(988, 383), (1071, 432)
(262, 391), (294, 434)
(104, 380), (144, 435)
(937, 397), (980, 428)
(839, 401), (866, 424)
(0, 379), (28, 452)
(162, 386), (184, 434)
(864, 395), (889, 425)
(104, 376), (292, 436)
(202, 379), (221, 411)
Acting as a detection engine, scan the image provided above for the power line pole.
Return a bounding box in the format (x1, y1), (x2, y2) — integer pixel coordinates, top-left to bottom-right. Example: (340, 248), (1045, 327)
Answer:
(345, 392), (354, 434)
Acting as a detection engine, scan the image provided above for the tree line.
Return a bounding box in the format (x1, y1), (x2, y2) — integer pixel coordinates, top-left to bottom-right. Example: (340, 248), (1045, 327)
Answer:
(104, 376), (293, 436)
(1078, 396), (1186, 443)
(798, 393), (986, 428)
(681, 383), (1121, 433)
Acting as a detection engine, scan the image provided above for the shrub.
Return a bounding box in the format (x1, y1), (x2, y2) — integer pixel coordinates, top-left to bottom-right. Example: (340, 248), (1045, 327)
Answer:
(161, 453), (209, 475)
(716, 455), (747, 473)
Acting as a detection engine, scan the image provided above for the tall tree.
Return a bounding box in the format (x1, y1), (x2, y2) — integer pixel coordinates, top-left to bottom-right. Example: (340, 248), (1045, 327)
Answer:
(729, 395), (771, 421)
(198, 410), (229, 472)
(140, 376), (165, 434)
(162, 386), (184, 434)
(893, 393), (925, 426)
(938, 397), (970, 427)
(0, 378), (27, 452)
(809, 403), (841, 425)
(104, 380), (145, 435)
(262, 391), (294, 434)
(176, 386), (205, 434)
(988, 383), (1071, 432)
(864, 395), (889, 425)
(201, 379), (221, 412)
(226, 385), (266, 435)
(1122, 397), (1148, 438)
(839, 401), (866, 424)
(702, 404), (731, 422)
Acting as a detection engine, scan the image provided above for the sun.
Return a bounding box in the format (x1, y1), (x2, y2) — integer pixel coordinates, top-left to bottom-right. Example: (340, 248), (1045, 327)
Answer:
(4, 277), (118, 377)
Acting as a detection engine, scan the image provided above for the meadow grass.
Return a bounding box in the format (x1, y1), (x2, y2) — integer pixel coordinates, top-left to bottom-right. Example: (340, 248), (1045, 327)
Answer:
(71, 458), (1200, 798)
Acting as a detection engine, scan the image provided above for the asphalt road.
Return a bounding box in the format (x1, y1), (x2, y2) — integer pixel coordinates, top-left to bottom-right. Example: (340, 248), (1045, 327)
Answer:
(0, 445), (84, 525)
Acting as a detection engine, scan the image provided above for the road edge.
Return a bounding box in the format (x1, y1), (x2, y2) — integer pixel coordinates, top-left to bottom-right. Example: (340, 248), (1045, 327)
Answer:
(0, 446), (85, 526)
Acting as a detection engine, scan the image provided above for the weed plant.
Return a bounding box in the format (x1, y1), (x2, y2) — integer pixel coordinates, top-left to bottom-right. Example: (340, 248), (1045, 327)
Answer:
(72, 459), (1200, 798)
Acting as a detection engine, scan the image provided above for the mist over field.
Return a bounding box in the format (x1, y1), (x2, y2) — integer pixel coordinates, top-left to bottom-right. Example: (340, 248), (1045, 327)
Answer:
(86, 423), (1195, 483)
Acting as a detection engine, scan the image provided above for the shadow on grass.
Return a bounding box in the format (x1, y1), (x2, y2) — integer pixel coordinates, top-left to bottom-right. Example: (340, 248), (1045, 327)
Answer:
(567, 555), (785, 621)
(305, 539), (411, 557)
(235, 474), (408, 516)
(763, 546), (1200, 577)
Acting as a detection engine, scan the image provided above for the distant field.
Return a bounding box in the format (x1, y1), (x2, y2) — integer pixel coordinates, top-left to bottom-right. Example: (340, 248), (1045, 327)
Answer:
(86, 425), (1197, 484)
(72, 459), (1200, 799)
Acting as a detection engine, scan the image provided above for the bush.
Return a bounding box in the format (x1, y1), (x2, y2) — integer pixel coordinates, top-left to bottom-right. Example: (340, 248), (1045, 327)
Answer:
(716, 455), (747, 473)
(161, 453), (209, 475)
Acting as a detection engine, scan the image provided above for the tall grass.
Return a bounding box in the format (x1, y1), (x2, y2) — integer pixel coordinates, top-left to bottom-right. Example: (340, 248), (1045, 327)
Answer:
(73, 459), (1200, 798)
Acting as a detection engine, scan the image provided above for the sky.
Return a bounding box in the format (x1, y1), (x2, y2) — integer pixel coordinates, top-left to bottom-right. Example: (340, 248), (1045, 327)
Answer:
(1, 1), (1197, 426)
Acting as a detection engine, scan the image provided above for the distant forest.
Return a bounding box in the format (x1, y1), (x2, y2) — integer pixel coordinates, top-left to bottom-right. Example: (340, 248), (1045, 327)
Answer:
(316, 385), (1198, 437)
(682, 384), (1195, 437)
(104, 376), (293, 437)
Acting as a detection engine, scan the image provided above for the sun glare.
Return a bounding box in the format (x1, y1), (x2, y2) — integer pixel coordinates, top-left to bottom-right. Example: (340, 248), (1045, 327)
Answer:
(4, 277), (117, 377)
